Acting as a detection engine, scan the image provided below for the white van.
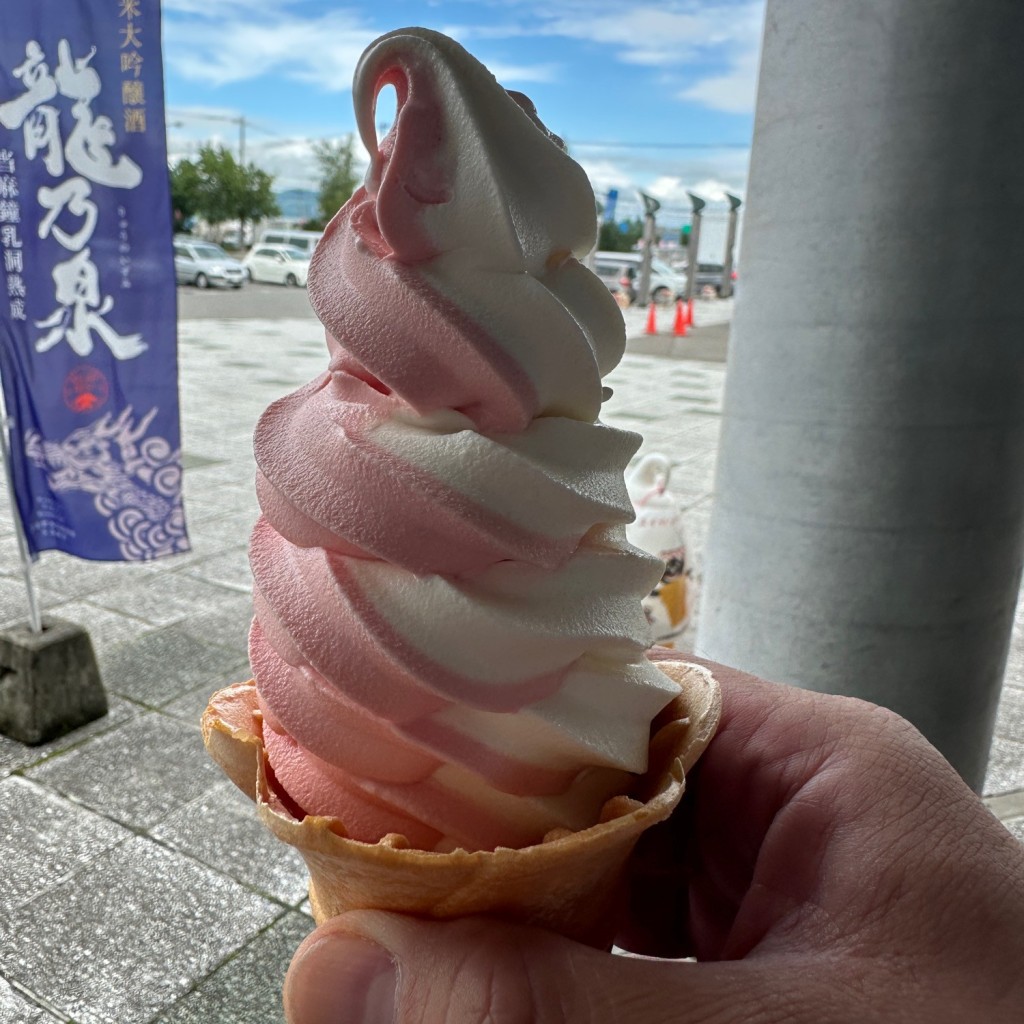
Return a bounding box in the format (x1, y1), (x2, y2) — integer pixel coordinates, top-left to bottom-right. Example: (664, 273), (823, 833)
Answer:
(257, 229), (324, 257)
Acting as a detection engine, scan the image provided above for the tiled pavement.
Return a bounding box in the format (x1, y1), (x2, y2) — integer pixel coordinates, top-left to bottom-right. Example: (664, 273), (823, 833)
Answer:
(1, 298), (1022, 1022)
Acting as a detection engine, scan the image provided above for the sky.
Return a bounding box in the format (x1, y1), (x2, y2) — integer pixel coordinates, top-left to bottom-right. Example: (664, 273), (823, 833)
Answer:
(161, 0), (765, 236)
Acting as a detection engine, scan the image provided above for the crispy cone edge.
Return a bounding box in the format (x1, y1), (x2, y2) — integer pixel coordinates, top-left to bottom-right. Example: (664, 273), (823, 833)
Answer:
(201, 658), (720, 947)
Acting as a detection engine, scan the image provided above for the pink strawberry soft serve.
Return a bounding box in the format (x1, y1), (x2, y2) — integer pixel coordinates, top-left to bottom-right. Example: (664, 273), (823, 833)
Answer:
(248, 27), (679, 853)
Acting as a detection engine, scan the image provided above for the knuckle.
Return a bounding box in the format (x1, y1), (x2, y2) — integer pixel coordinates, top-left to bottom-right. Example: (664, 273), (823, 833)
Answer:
(410, 921), (566, 1024)
(457, 943), (538, 1024)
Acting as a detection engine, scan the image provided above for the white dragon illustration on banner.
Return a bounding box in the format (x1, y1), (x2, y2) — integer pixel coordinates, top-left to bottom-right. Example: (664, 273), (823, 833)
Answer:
(24, 405), (189, 559)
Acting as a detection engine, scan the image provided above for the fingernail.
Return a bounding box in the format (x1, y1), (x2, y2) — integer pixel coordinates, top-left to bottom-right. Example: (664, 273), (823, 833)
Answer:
(293, 933), (397, 1024)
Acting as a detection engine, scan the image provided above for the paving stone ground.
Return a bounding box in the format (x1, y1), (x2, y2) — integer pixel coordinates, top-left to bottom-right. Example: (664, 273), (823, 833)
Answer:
(1, 296), (1021, 1022)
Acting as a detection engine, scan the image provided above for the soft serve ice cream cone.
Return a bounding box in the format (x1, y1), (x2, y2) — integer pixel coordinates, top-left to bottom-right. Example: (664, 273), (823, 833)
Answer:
(626, 454), (691, 647)
(203, 26), (720, 948)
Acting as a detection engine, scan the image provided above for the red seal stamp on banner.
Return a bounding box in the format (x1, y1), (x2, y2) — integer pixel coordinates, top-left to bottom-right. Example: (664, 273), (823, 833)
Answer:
(63, 366), (110, 414)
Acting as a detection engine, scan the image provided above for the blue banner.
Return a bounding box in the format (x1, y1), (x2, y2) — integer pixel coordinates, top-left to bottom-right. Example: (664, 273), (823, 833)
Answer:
(603, 188), (618, 223)
(0, 0), (188, 561)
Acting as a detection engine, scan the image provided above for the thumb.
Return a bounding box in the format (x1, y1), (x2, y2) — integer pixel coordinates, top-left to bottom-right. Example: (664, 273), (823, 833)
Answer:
(282, 910), (793, 1024)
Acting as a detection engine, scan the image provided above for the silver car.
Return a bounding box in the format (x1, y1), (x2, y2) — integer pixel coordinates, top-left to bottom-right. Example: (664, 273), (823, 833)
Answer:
(693, 262), (739, 296)
(173, 239), (246, 289)
(592, 251), (687, 305)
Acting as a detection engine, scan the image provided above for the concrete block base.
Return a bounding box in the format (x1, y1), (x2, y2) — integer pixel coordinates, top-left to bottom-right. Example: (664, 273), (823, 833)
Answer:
(0, 616), (108, 745)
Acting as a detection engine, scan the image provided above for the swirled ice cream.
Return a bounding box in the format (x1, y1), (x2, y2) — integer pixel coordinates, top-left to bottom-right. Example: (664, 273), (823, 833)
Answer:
(248, 27), (678, 853)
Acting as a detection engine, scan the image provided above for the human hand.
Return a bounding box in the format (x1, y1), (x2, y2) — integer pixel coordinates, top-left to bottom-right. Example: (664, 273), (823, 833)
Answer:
(283, 660), (1024, 1023)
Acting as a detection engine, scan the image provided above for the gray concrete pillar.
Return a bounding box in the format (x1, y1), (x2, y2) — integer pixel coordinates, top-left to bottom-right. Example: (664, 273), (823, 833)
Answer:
(696, 0), (1024, 790)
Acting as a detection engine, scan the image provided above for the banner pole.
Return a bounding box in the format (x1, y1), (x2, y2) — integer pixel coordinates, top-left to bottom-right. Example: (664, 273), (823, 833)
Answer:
(0, 384), (42, 634)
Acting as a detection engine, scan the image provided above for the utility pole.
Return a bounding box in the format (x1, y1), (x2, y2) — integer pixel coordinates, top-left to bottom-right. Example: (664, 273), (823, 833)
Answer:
(168, 110), (247, 163)
(696, 0), (1024, 790)
(168, 109), (252, 244)
(236, 117), (247, 244)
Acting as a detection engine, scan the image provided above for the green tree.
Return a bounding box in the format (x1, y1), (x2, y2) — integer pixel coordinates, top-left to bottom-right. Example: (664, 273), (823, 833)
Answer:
(169, 158), (202, 233)
(235, 163), (278, 244)
(598, 217), (644, 252)
(306, 136), (359, 230)
(194, 145), (245, 227)
(181, 145), (279, 238)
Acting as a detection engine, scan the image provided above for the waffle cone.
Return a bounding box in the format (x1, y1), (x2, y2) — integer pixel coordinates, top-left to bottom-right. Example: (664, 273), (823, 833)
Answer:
(202, 657), (720, 948)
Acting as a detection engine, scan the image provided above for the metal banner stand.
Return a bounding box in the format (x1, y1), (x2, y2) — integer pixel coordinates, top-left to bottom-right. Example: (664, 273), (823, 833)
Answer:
(0, 374), (108, 745)
(0, 380), (41, 633)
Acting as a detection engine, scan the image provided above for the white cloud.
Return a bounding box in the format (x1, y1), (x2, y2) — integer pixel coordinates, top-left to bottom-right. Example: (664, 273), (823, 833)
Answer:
(647, 174), (740, 205)
(162, 0), (307, 15)
(167, 128), (373, 193)
(162, 1), (761, 104)
(576, 157), (635, 196)
(483, 62), (561, 84)
(194, 138), (749, 214)
(543, 8), (712, 65)
(569, 144), (750, 236)
(160, 2), (761, 192)
(254, 138), (351, 192)
(164, 9), (559, 92)
(541, 1), (764, 114)
(164, 10), (376, 91)
(678, 46), (760, 114)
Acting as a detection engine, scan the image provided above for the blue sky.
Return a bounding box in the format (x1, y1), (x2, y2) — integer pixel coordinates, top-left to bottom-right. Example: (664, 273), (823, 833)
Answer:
(161, 0), (765, 229)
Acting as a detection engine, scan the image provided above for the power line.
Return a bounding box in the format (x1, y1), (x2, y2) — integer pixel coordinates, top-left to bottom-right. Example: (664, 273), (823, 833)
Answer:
(167, 109), (280, 136)
(570, 140), (750, 150)
(166, 110), (286, 163)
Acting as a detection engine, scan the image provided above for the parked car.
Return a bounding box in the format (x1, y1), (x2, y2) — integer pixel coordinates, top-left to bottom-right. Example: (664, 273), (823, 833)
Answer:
(256, 228), (324, 256)
(592, 251), (688, 305)
(241, 244), (311, 287)
(172, 239), (245, 289)
(694, 262), (739, 296)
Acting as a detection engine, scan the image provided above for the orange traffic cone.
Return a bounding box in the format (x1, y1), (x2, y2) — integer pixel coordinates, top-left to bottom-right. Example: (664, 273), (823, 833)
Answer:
(673, 299), (687, 336)
(644, 302), (658, 335)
